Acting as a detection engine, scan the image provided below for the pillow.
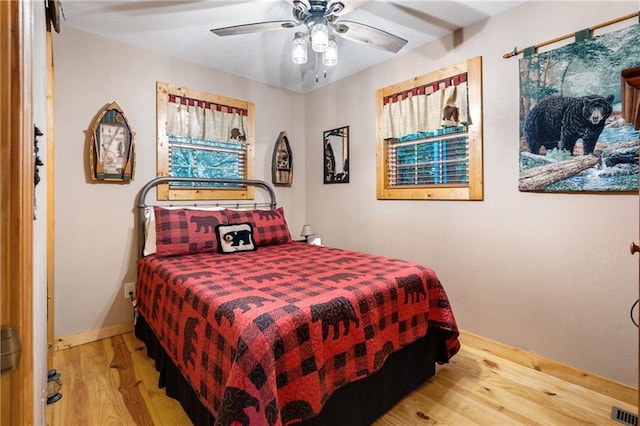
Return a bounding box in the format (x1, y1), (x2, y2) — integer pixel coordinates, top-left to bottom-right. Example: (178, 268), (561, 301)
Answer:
(143, 206), (224, 256)
(224, 207), (292, 247)
(215, 223), (257, 253)
(143, 207), (157, 256)
(154, 206), (227, 256)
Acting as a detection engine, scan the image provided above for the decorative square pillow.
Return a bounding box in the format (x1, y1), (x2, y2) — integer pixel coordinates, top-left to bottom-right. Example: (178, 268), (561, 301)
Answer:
(154, 206), (227, 256)
(215, 223), (257, 253)
(224, 207), (292, 247)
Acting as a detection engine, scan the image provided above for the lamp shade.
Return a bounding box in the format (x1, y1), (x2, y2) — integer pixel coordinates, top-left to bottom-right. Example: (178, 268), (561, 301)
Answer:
(323, 36), (338, 66)
(300, 224), (314, 238)
(311, 20), (329, 53)
(291, 32), (307, 64)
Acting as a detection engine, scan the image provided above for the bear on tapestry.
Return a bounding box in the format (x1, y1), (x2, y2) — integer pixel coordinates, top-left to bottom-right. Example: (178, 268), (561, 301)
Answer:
(524, 94), (614, 156)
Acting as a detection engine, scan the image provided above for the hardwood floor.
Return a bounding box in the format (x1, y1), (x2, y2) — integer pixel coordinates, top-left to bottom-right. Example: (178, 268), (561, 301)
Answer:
(47, 331), (637, 425)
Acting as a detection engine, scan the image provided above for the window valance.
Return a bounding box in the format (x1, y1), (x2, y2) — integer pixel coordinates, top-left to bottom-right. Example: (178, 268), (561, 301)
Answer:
(381, 73), (469, 139)
(166, 94), (248, 143)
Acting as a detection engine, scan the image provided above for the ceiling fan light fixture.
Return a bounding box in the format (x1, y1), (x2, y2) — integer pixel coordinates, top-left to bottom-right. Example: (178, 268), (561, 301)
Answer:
(323, 36), (338, 66)
(291, 32), (308, 64)
(310, 19), (329, 53)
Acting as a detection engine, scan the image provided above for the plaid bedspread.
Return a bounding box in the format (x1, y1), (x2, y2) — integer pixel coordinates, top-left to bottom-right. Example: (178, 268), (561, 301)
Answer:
(136, 242), (459, 425)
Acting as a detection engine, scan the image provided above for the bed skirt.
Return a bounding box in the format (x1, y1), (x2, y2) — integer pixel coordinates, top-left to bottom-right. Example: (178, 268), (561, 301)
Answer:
(135, 315), (442, 425)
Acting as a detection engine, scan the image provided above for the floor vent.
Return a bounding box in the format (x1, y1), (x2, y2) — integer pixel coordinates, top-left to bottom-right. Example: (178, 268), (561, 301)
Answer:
(611, 406), (638, 426)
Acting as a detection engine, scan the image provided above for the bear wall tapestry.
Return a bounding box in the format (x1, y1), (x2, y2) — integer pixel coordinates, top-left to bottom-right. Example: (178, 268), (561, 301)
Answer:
(519, 23), (640, 192)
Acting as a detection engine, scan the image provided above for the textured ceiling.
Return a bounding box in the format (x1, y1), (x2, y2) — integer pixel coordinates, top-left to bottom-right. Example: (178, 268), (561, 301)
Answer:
(58, 0), (524, 93)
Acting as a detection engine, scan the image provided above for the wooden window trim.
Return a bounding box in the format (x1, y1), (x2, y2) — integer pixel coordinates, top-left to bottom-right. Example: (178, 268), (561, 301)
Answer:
(156, 81), (255, 201)
(376, 56), (484, 201)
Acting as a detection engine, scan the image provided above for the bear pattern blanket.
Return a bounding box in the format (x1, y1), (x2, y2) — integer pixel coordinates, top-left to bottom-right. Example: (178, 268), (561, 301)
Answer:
(136, 242), (459, 425)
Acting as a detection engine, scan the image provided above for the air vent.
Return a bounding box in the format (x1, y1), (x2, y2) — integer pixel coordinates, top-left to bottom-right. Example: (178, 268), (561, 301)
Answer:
(611, 406), (638, 426)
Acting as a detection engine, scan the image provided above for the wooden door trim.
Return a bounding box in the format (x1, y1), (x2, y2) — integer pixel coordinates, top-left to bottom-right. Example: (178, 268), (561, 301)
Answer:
(47, 24), (56, 369)
(0, 0), (35, 424)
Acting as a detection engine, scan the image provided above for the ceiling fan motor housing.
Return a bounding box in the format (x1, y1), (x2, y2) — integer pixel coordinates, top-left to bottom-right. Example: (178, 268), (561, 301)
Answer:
(295, 1), (345, 22)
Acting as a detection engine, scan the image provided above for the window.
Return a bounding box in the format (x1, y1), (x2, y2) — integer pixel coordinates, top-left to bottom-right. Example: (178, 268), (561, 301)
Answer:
(156, 82), (255, 201)
(376, 57), (483, 200)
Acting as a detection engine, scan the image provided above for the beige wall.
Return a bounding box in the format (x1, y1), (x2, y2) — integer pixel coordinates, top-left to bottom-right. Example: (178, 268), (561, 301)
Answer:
(53, 28), (306, 338)
(54, 1), (639, 387)
(305, 1), (639, 386)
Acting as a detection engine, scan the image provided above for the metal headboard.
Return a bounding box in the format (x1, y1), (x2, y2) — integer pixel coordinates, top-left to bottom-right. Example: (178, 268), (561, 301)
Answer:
(136, 177), (277, 257)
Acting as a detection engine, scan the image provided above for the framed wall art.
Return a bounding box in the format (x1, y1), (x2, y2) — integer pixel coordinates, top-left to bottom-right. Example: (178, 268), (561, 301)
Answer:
(323, 125), (349, 184)
(89, 101), (135, 182)
(272, 131), (293, 187)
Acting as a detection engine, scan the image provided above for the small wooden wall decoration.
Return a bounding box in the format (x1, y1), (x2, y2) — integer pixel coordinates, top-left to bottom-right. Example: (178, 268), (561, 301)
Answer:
(89, 101), (135, 182)
(272, 131), (293, 187)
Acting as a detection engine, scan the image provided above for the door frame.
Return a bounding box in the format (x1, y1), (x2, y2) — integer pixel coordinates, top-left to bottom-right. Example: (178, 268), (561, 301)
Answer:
(0, 0), (35, 424)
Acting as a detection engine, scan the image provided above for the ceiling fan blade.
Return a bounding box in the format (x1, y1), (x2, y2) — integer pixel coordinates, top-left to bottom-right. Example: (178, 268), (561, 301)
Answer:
(211, 20), (299, 37)
(334, 20), (407, 53)
(383, 3), (460, 32)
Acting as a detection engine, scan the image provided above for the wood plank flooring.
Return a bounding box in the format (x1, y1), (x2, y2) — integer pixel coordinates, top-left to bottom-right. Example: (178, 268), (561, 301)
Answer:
(47, 331), (637, 425)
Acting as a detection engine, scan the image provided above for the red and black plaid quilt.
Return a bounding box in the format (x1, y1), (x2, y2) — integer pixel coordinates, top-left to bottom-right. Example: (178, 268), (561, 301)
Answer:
(136, 242), (459, 425)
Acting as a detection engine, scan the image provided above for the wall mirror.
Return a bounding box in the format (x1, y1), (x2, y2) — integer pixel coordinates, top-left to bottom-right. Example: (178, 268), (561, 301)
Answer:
(323, 125), (349, 184)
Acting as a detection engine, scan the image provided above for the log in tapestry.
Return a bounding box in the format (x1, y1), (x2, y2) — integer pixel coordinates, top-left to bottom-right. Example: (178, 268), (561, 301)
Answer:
(519, 23), (640, 192)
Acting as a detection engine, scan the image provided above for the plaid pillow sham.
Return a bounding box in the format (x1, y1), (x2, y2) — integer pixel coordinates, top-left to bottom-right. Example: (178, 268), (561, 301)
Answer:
(154, 206), (227, 256)
(143, 206), (225, 256)
(225, 207), (292, 247)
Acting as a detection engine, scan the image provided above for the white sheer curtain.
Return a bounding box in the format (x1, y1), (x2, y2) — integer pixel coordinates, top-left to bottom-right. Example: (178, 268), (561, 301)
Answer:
(382, 79), (468, 139)
(166, 97), (248, 142)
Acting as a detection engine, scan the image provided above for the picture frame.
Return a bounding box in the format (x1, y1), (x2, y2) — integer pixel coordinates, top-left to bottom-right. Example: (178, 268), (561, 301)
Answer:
(89, 101), (135, 182)
(323, 125), (349, 184)
(272, 131), (293, 187)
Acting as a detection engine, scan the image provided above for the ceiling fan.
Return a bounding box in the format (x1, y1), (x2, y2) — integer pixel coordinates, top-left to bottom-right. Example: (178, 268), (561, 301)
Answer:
(210, 0), (408, 54)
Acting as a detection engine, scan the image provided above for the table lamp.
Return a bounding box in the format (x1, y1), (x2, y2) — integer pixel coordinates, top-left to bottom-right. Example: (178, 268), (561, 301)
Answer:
(300, 224), (315, 242)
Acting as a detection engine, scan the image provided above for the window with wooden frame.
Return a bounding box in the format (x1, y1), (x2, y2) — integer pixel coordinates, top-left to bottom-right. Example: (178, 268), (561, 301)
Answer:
(376, 56), (483, 200)
(156, 81), (255, 201)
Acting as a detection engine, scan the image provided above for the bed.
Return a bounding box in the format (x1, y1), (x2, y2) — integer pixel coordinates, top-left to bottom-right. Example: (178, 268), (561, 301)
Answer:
(134, 177), (460, 426)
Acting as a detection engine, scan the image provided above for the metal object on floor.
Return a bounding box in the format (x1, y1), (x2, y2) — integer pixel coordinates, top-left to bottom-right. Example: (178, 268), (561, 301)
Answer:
(611, 406), (638, 426)
(47, 369), (62, 404)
